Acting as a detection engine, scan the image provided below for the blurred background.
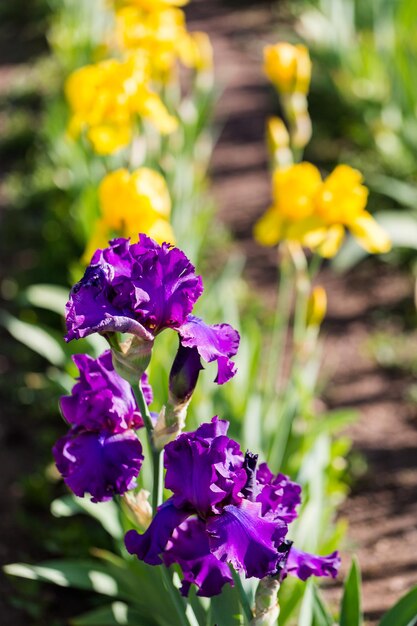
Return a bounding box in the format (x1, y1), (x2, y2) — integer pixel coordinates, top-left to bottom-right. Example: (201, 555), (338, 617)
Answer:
(0, 0), (416, 624)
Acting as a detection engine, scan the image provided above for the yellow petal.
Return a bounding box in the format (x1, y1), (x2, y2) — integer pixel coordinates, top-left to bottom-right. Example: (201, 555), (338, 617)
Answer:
(349, 211), (392, 254)
(272, 162), (322, 220)
(87, 124), (131, 155)
(254, 208), (284, 246)
(140, 91), (177, 134)
(315, 164), (368, 224)
(315, 224), (345, 258)
(131, 168), (171, 217)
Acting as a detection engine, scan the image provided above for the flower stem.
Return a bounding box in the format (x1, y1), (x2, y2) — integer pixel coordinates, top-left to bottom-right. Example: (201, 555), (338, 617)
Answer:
(231, 568), (253, 624)
(133, 382), (164, 514)
(263, 244), (294, 399)
(161, 567), (190, 626)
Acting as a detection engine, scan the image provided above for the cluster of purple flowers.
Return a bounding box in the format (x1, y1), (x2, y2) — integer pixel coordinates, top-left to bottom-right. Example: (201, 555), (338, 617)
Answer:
(55, 235), (240, 502)
(125, 417), (339, 597)
(53, 234), (340, 600)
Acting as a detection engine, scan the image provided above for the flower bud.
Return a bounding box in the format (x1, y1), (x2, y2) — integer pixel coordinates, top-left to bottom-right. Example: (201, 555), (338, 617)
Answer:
(266, 117), (293, 168)
(306, 285), (327, 328)
(153, 404), (187, 450)
(109, 334), (154, 386)
(251, 577), (280, 626)
(263, 42), (311, 95)
(123, 489), (152, 529)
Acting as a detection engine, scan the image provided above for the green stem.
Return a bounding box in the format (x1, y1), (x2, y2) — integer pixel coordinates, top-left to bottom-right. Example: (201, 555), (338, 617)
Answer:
(161, 567), (190, 626)
(133, 383), (163, 514)
(263, 248), (294, 399)
(231, 568), (253, 624)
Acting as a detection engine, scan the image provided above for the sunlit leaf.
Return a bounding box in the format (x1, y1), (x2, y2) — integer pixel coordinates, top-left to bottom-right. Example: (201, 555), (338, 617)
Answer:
(379, 585), (417, 626)
(340, 557), (362, 626)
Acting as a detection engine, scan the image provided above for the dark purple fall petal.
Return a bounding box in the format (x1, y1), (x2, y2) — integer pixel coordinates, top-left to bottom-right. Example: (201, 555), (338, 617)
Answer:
(53, 430), (143, 502)
(285, 547), (340, 581)
(60, 351), (146, 432)
(206, 500), (288, 579)
(177, 315), (240, 384)
(125, 499), (190, 565)
(164, 517), (233, 597)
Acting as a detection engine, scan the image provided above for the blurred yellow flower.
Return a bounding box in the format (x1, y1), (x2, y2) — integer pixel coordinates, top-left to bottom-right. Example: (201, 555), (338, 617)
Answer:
(116, 0), (188, 7)
(66, 54), (177, 154)
(254, 163), (391, 257)
(114, 3), (208, 79)
(263, 43), (311, 95)
(84, 168), (175, 261)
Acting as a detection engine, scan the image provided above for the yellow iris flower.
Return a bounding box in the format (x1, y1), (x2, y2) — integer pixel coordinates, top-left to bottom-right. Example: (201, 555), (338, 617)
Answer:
(254, 163), (391, 257)
(84, 168), (175, 261)
(263, 42), (311, 95)
(116, 0), (188, 8)
(114, 2), (208, 79)
(66, 54), (177, 154)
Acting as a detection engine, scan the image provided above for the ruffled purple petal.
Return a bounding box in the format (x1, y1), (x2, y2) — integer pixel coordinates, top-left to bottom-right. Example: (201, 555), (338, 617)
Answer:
(164, 517), (233, 597)
(60, 351), (145, 432)
(164, 417), (246, 517)
(128, 235), (203, 332)
(177, 315), (240, 384)
(285, 547), (340, 581)
(125, 499), (190, 565)
(53, 430), (143, 502)
(66, 236), (202, 341)
(256, 463), (302, 523)
(206, 500), (288, 579)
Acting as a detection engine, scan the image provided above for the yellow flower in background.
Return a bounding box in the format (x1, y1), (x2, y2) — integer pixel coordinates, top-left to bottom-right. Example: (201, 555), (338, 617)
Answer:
(116, 0), (188, 8)
(254, 163), (391, 257)
(66, 54), (177, 154)
(263, 42), (311, 95)
(179, 31), (213, 73)
(84, 167), (175, 261)
(114, 2), (207, 79)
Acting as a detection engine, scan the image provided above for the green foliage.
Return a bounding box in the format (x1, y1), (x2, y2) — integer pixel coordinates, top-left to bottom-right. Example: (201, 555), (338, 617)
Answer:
(340, 557), (362, 626)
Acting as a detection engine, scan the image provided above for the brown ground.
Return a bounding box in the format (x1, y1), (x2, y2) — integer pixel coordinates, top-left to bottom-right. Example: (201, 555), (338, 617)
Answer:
(1, 1), (416, 625)
(186, 0), (417, 624)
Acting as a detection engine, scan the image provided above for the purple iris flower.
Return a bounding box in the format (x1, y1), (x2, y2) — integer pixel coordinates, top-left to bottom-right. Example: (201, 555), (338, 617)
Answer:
(66, 236), (203, 342)
(53, 430), (143, 503)
(125, 417), (340, 597)
(53, 351), (150, 502)
(65, 235), (239, 387)
(60, 351), (151, 432)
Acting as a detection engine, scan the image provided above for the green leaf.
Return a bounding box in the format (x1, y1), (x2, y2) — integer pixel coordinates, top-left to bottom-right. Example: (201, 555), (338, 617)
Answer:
(24, 284), (69, 316)
(312, 585), (333, 626)
(71, 602), (155, 626)
(0, 310), (66, 366)
(379, 585), (417, 626)
(299, 580), (314, 626)
(209, 582), (243, 626)
(340, 557), (362, 626)
(51, 496), (123, 539)
(4, 560), (135, 601)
